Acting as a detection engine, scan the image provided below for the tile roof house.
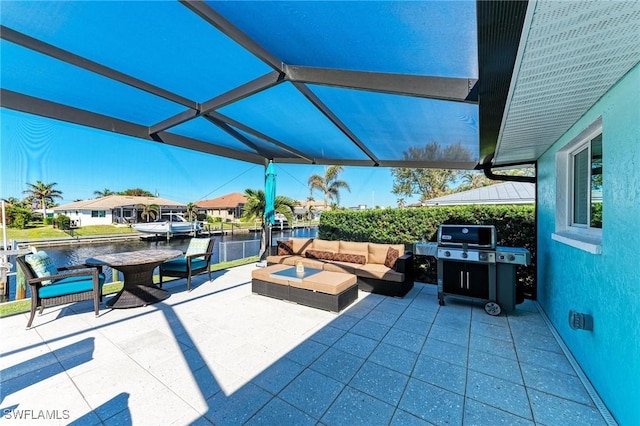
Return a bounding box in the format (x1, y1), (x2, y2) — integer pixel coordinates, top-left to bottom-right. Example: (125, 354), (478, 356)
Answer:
(196, 193), (247, 222)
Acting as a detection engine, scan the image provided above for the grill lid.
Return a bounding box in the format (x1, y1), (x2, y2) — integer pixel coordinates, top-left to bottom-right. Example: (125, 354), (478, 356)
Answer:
(437, 225), (497, 249)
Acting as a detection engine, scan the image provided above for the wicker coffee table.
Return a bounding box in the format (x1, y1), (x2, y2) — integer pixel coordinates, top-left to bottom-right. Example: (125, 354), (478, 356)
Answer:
(86, 249), (182, 309)
(252, 264), (358, 312)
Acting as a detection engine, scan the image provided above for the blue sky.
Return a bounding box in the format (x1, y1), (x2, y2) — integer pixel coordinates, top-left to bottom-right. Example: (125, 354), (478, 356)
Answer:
(1, 109), (407, 208)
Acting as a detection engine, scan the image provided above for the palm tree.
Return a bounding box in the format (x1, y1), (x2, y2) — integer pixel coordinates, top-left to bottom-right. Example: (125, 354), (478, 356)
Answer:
(23, 181), (63, 217)
(308, 165), (351, 208)
(241, 189), (296, 224)
(185, 202), (199, 221)
(121, 188), (155, 197)
(94, 188), (115, 198)
(136, 203), (160, 222)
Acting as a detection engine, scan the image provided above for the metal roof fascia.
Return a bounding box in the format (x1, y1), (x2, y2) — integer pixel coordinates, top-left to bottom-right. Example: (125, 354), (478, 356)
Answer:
(0, 25), (197, 110)
(285, 65), (478, 103)
(475, 0), (530, 167)
(273, 157), (478, 169)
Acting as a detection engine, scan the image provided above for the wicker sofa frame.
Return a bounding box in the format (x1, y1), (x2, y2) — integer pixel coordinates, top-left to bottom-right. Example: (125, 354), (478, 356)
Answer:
(268, 240), (414, 298)
(251, 276), (358, 312)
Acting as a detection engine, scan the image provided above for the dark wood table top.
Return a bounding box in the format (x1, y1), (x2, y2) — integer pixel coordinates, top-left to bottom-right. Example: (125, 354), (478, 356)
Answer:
(86, 249), (183, 268)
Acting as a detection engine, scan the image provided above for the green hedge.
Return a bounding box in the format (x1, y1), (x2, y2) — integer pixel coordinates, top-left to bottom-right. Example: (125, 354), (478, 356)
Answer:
(318, 205), (536, 297)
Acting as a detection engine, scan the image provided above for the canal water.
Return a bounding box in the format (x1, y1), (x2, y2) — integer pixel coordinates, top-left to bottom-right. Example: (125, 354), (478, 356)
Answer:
(4, 227), (317, 301)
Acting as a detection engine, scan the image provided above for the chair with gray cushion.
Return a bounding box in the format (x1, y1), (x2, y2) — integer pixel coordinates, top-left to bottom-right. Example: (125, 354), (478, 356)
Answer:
(159, 238), (214, 291)
(16, 251), (105, 329)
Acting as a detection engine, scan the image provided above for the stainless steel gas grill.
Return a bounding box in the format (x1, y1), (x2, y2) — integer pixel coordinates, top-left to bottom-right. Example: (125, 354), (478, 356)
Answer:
(436, 224), (531, 315)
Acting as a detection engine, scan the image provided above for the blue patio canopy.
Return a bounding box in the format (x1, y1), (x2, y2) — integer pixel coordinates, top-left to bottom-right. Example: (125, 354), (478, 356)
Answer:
(0, 1), (530, 172)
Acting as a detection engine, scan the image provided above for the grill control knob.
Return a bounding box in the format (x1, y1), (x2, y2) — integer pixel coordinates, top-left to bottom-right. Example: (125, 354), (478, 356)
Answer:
(462, 252), (468, 259)
(508, 254), (516, 261)
(479, 252), (487, 261)
(444, 251), (451, 257)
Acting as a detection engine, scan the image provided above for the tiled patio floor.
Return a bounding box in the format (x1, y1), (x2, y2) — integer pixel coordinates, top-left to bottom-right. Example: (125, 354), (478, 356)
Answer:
(1, 264), (609, 425)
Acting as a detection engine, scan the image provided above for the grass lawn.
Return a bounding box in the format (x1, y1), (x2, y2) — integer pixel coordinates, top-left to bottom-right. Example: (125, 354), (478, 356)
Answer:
(4, 224), (139, 241)
(0, 256), (259, 318)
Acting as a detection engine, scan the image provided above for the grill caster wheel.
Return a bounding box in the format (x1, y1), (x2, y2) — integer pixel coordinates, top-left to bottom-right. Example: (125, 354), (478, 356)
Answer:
(484, 301), (501, 316)
(438, 298), (445, 306)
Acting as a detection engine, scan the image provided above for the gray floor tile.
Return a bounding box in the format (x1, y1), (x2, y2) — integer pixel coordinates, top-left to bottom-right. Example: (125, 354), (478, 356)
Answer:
(252, 357), (306, 394)
(463, 398), (534, 426)
(329, 314), (360, 331)
(285, 340), (328, 366)
(434, 313), (471, 333)
(204, 382), (272, 425)
(471, 306), (510, 328)
(321, 386), (395, 426)
(310, 347), (365, 384)
(421, 338), (468, 367)
(333, 332), (378, 359)
(520, 363), (592, 404)
(428, 323), (470, 347)
(511, 329), (563, 354)
(310, 325), (347, 346)
(413, 353), (467, 394)
(369, 342), (419, 376)
(383, 328), (426, 354)
(399, 378), (464, 425)
(390, 409), (434, 425)
(279, 369), (344, 419)
(377, 299), (410, 315)
(515, 346), (575, 376)
(350, 319), (391, 341)
(469, 333), (517, 360)
(356, 295), (385, 310)
(365, 309), (402, 327)
(342, 304), (372, 319)
(528, 389), (607, 426)
(466, 370), (532, 419)
(246, 397), (316, 426)
(468, 350), (523, 384)
(470, 321), (513, 342)
(349, 361), (410, 405)
(401, 306), (438, 323)
(392, 316), (432, 335)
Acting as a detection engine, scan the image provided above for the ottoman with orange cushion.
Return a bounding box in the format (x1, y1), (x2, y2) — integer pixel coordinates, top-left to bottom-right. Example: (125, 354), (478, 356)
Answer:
(251, 264), (358, 312)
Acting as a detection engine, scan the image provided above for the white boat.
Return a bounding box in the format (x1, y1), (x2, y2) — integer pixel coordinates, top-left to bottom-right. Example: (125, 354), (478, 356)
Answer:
(132, 213), (201, 235)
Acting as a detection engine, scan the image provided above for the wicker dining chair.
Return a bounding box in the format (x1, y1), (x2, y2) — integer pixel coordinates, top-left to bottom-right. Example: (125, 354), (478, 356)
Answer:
(16, 252), (105, 329)
(159, 238), (215, 291)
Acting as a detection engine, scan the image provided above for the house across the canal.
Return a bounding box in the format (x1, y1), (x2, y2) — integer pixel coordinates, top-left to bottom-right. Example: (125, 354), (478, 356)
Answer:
(53, 195), (186, 227)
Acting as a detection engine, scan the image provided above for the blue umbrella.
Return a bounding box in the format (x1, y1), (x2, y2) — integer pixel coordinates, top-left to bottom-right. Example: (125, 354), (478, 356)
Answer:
(261, 161), (276, 260)
(265, 161), (277, 226)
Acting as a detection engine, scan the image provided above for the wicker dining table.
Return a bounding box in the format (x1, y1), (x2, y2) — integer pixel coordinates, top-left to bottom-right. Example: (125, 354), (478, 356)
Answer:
(86, 249), (183, 309)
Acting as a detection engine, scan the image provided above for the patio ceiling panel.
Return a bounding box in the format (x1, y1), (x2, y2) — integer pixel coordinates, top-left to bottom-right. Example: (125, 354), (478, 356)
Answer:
(2, 0), (538, 171)
(308, 85), (479, 168)
(0, 1), (272, 103)
(206, 0), (478, 78)
(170, 117), (263, 154)
(217, 83), (370, 162)
(0, 40), (186, 126)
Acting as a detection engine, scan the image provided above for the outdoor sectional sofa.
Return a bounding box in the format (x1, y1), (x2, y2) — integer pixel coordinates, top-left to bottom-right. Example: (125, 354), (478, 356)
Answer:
(267, 238), (414, 297)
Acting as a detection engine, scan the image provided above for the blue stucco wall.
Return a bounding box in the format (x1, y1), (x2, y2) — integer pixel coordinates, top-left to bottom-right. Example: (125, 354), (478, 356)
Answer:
(536, 64), (640, 425)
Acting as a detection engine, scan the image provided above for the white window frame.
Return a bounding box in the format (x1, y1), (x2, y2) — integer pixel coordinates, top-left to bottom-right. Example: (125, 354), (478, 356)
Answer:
(552, 118), (602, 254)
